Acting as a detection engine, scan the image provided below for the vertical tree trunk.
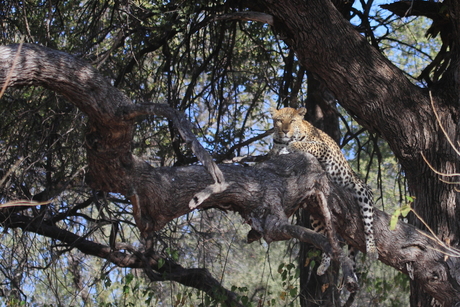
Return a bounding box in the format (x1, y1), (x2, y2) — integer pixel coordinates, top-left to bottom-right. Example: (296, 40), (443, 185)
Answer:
(298, 3), (354, 302)
(298, 72), (341, 307)
(407, 163), (459, 306)
(298, 209), (341, 307)
(404, 97), (460, 306)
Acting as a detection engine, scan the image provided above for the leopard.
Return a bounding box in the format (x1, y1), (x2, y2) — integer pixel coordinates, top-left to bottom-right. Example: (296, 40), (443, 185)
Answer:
(269, 107), (378, 274)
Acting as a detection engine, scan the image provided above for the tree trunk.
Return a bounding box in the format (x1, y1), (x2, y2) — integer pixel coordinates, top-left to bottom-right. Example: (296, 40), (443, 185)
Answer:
(406, 96), (460, 307)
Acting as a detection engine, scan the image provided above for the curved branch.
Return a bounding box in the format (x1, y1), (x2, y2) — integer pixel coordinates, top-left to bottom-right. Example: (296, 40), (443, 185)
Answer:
(249, 0), (430, 161)
(0, 43), (131, 121)
(280, 224), (358, 292)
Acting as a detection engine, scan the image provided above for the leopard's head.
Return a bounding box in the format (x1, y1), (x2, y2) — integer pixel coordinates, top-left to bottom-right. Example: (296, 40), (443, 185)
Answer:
(269, 107), (307, 143)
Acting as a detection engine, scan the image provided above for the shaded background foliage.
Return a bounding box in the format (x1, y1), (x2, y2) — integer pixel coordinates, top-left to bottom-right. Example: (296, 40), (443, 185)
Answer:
(0, 0), (443, 306)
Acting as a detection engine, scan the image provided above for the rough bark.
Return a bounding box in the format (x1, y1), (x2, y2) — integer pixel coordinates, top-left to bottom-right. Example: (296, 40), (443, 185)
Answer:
(1, 43), (460, 305)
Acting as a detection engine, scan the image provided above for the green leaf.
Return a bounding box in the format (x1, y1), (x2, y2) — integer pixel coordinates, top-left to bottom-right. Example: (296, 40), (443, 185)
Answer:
(390, 204), (412, 230)
(277, 263), (284, 273)
(390, 208), (400, 230)
(171, 250), (179, 261)
(158, 258), (165, 269)
(400, 204), (412, 217)
(125, 273), (134, 285)
(405, 195), (415, 203)
(289, 287), (298, 297)
(281, 270), (288, 281)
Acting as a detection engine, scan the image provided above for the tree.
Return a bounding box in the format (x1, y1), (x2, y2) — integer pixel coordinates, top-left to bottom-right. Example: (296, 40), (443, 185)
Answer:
(1, 0), (460, 306)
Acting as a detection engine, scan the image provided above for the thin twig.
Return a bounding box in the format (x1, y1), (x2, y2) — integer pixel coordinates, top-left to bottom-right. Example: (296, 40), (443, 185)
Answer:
(0, 200), (50, 208)
(409, 207), (460, 257)
(421, 153), (460, 177)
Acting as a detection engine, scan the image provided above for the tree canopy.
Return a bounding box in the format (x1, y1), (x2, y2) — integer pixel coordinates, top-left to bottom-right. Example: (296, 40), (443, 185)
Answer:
(0, 1), (459, 306)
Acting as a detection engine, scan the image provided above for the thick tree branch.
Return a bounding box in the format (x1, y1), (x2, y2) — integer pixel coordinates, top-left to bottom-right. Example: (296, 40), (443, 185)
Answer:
(0, 43), (130, 121)
(0, 44), (225, 196)
(248, 0), (436, 166)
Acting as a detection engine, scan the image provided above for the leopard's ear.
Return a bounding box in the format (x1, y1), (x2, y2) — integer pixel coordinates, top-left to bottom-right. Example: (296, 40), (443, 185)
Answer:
(268, 107), (278, 117)
(297, 107), (307, 116)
